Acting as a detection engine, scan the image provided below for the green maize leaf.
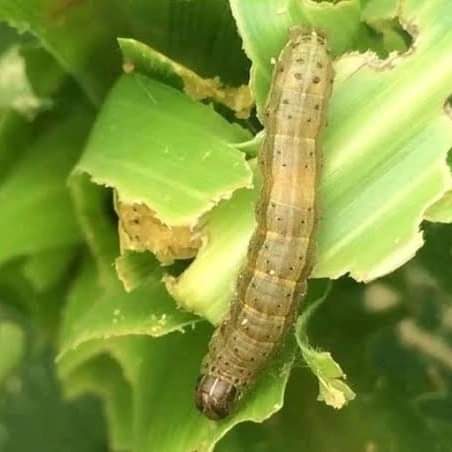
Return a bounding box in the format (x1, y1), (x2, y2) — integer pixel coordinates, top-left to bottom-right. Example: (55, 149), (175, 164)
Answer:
(21, 246), (77, 292)
(425, 190), (452, 223)
(314, 0), (452, 280)
(362, 0), (398, 20)
(112, 0), (250, 86)
(61, 353), (134, 451)
(57, 339), (109, 382)
(0, 321), (24, 386)
(0, 259), (42, 318)
(0, 46), (67, 182)
(0, 110), (32, 182)
(0, 101), (92, 265)
(0, 257), (72, 340)
(118, 38), (185, 92)
(19, 42), (67, 100)
(295, 280), (355, 409)
(76, 73), (252, 227)
(58, 255), (197, 362)
(0, 342), (107, 452)
(0, 0), (248, 105)
(425, 145), (452, 222)
(0, 22), (20, 54)
(68, 173), (118, 290)
(362, 0), (413, 55)
(115, 251), (157, 293)
(0, 0), (128, 105)
(118, 37), (253, 119)
(59, 337), (153, 451)
(234, 131), (263, 158)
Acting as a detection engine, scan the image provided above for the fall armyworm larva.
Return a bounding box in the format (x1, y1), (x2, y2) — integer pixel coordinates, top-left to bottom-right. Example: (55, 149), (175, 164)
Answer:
(195, 27), (334, 420)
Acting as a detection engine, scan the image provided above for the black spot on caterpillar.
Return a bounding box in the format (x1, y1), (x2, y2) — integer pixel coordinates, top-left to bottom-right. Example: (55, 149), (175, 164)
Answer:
(195, 27), (334, 420)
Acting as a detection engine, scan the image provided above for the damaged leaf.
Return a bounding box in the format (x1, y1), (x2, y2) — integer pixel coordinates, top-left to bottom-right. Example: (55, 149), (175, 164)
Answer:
(75, 73), (253, 228)
(295, 280), (355, 409)
(118, 38), (253, 119)
(115, 197), (202, 265)
(164, 162), (259, 324)
(58, 255), (197, 361)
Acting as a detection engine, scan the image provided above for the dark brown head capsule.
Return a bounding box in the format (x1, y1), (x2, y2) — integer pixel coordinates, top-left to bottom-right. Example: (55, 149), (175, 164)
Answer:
(195, 374), (239, 420)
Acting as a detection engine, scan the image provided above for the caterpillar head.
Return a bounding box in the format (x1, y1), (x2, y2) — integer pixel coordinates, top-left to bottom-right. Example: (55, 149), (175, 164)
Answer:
(195, 374), (239, 420)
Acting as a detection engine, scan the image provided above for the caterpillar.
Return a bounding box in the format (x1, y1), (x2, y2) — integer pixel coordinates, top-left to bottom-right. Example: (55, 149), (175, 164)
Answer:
(195, 27), (334, 420)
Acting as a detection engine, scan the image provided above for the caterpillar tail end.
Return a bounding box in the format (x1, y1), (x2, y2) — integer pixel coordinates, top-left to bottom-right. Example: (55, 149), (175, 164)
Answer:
(195, 374), (239, 420)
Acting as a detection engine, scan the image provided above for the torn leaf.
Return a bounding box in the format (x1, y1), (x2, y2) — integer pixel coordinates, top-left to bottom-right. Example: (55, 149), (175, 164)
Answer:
(75, 74), (252, 228)
(295, 281), (355, 409)
(118, 38), (253, 119)
(115, 197), (202, 265)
